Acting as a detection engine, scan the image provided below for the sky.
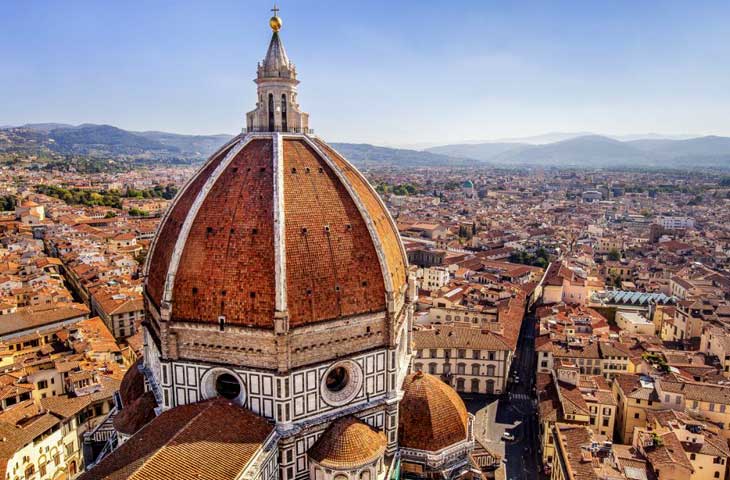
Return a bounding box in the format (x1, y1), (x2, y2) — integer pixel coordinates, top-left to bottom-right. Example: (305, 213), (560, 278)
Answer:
(2, 0), (730, 147)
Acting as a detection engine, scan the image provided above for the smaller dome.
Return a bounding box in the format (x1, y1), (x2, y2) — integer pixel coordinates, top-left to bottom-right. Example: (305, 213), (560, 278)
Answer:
(399, 371), (468, 452)
(462, 180), (474, 189)
(118, 358), (145, 406)
(113, 391), (157, 435)
(308, 416), (386, 469)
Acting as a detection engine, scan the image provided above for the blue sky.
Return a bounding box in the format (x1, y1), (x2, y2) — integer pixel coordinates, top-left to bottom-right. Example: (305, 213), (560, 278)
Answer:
(2, 0), (729, 146)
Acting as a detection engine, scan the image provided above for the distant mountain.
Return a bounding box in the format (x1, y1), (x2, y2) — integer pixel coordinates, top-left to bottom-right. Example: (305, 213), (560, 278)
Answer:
(493, 135), (650, 167)
(135, 131), (234, 157)
(3, 122), (729, 169)
(426, 134), (730, 168)
(489, 132), (595, 145)
(331, 143), (469, 167)
(425, 142), (528, 162)
(49, 125), (174, 156)
(0, 123), (235, 161)
(20, 123), (75, 132)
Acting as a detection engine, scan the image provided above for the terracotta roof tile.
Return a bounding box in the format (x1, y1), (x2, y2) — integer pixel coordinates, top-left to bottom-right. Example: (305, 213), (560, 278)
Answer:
(308, 416), (386, 468)
(399, 372), (468, 452)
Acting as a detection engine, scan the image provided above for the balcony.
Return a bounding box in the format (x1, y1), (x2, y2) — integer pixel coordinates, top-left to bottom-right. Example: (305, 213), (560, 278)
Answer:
(244, 127), (314, 134)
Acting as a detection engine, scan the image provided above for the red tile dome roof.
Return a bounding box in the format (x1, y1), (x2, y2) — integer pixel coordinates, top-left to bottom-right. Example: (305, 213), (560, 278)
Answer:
(398, 371), (469, 452)
(145, 135), (407, 328)
(308, 416), (386, 469)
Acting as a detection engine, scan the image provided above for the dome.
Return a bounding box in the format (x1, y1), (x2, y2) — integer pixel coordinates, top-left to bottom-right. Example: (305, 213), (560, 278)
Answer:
(398, 371), (468, 451)
(308, 416), (386, 469)
(145, 136), (407, 329)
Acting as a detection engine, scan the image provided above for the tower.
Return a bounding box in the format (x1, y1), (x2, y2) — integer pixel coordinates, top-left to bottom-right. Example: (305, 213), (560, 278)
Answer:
(246, 7), (309, 133)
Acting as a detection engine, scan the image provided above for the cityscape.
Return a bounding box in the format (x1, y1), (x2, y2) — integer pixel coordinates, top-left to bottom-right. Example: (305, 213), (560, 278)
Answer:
(2, 3), (730, 480)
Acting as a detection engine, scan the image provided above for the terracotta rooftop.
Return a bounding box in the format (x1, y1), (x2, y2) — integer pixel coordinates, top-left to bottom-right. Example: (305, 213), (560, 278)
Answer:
(80, 398), (273, 480)
(399, 371), (468, 452)
(307, 416), (386, 469)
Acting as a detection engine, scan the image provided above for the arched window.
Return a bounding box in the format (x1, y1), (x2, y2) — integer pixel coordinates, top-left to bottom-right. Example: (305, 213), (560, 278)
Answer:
(456, 378), (465, 392)
(360, 470), (371, 480)
(281, 94), (288, 131)
(486, 365), (496, 377)
(471, 364), (480, 376)
(414, 363), (423, 372)
(268, 93), (275, 131)
(486, 379), (495, 394)
(457, 363), (466, 374)
(428, 363), (437, 374)
(471, 378), (480, 392)
(334, 474), (348, 480)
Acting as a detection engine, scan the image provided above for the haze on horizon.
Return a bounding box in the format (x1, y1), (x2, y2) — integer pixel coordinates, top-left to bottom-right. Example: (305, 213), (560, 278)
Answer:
(2, 0), (729, 148)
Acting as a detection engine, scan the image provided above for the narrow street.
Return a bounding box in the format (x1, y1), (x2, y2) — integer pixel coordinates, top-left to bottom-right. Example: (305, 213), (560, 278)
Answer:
(503, 308), (541, 479)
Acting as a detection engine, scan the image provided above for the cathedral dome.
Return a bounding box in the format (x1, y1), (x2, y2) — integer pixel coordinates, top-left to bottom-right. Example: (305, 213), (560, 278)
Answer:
(398, 371), (469, 452)
(145, 136), (407, 329)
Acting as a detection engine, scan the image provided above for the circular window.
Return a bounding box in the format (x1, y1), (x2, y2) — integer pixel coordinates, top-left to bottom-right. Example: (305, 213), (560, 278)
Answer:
(320, 360), (363, 407)
(215, 373), (241, 400)
(325, 366), (349, 392)
(201, 368), (246, 404)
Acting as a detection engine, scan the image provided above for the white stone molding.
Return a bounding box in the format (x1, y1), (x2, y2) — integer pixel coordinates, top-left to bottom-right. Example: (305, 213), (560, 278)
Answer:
(162, 136), (252, 303)
(272, 132), (288, 316)
(143, 134), (243, 279)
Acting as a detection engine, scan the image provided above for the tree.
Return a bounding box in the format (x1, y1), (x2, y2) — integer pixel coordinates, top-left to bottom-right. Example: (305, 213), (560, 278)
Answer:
(128, 207), (148, 217)
(0, 195), (17, 211)
(104, 211), (117, 218)
(607, 249), (621, 261)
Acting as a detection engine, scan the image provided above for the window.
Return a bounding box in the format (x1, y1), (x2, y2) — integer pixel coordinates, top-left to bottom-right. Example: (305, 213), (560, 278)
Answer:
(471, 379), (479, 392)
(457, 363), (466, 374)
(471, 365), (480, 376)
(472, 350), (480, 359)
(710, 403), (716, 412)
(603, 418), (609, 427)
(268, 93), (275, 131)
(324, 367), (349, 393)
(458, 349), (466, 359)
(414, 363), (423, 372)
(37, 380), (48, 389)
(486, 365), (496, 377)
(25, 465), (34, 480)
(443, 364), (451, 374)
(428, 363), (437, 375)
(215, 373), (242, 399)
(280, 94), (288, 131)
(429, 349), (437, 358)
(456, 378), (465, 391)
(360, 471), (371, 480)
(634, 413), (640, 419)
(721, 404), (727, 413)
(690, 453), (696, 460)
(488, 351), (495, 361)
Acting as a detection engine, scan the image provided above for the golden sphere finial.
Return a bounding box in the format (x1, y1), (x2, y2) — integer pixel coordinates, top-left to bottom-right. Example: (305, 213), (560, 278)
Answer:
(269, 4), (281, 32)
